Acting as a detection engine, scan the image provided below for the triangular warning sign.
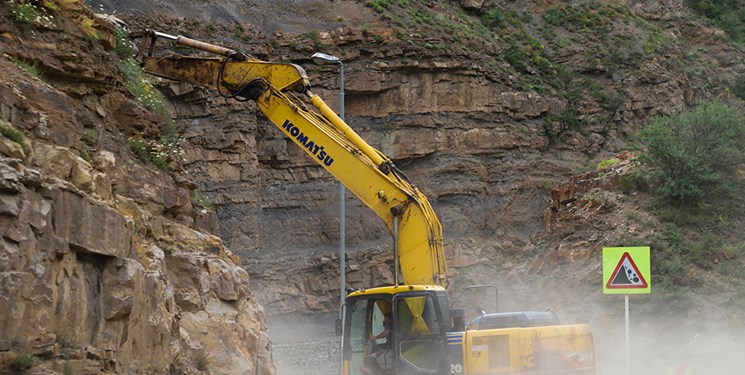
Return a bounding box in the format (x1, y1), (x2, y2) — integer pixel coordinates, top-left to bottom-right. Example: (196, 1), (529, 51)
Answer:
(606, 252), (648, 289)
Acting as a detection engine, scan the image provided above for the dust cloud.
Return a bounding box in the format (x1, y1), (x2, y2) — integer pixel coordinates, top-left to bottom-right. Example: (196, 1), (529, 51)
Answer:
(488, 257), (745, 375)
(267, 292), (745, 374)
(269, 313), (340, 375)
(593, 317), (745, 374)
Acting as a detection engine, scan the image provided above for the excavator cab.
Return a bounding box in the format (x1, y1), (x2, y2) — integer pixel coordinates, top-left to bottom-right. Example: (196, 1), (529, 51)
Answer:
(343, 286), (450, 375)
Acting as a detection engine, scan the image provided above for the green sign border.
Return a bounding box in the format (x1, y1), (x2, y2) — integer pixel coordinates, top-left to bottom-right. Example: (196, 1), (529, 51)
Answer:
(603, 246), (651, 294)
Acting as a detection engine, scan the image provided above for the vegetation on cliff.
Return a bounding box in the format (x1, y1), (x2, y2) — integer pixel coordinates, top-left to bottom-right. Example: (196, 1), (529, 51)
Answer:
(638, 99), (745, 204)
(687, 0), (745, 42)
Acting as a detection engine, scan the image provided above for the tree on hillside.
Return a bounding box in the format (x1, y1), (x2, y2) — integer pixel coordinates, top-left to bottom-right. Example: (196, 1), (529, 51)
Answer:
(638, 99), (745, 205)
(686, 0), (745, 42)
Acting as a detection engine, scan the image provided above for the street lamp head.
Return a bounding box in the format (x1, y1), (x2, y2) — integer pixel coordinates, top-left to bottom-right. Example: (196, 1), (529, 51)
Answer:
(311, 52), (341, 65)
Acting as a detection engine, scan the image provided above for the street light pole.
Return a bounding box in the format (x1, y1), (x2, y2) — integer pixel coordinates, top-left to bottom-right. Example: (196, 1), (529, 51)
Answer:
(337, 60), (345, 310)
(311, 54), (346, 295)
(311, 51), (345, 375)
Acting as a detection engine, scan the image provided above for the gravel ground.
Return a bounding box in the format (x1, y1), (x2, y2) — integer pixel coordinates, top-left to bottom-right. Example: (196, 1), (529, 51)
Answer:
(269, 313), (341, 375)
(273, 340), (340, 375)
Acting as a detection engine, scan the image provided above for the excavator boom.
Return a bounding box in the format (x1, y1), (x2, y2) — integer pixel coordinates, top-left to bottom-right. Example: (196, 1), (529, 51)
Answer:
(134, 30), (448, 286)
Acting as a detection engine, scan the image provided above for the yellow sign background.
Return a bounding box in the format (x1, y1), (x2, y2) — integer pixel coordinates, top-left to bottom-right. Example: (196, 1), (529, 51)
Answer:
(602, 247), (651, 294)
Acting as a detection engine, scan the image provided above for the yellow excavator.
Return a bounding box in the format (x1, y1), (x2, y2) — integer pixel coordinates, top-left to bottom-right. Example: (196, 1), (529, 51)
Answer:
(132, 29), (596, 375)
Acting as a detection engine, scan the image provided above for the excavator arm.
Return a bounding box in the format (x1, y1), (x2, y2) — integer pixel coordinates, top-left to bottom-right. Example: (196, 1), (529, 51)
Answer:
(133, 30), (448, 286)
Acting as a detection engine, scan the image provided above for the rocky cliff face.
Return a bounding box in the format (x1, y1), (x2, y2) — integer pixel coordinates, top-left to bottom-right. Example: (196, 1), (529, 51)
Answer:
(148, 0), (739, 318)
(3, 0), (744, 373)
(133, 2), (744, 369)
(0, 2), (273, 374)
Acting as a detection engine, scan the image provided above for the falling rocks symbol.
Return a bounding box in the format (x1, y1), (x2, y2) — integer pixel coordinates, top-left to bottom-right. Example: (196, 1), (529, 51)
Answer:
(606, 252), (648, 289)
(612, 264), (639, 285)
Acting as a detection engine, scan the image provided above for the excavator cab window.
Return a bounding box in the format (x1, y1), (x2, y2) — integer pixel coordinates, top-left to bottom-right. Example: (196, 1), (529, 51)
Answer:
(346, 293), (446, 375)
(345, 296), (393, 375)
(347, 298), (368, 355)
(394, 293), (445, 374)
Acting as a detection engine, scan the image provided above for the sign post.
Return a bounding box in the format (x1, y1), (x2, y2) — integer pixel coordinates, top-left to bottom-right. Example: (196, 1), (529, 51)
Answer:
(603, 247), (651, 375)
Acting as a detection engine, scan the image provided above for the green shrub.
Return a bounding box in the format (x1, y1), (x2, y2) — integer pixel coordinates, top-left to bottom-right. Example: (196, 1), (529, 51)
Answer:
(14, 59), (42, 80)
(81, 127), (98, 146)
(687, 0), (745, 42)
(543, 8), (567, 26)
(365, 0), (391, 14)
(118, 58), (168, 114)
(638, 99), (745, 204)
(687, 231), (721, 269)
(129, 139), (149, 161)
(657, 205), (717, 228)
(80, 149), (92, 162)
(661, 222), (684, 251)
(482, 8), (506, 29)
(733, 74), (745, 100)
(650, 254), (692, 306)
(116, 46), (183, 167)
(1, 125), (25, 145)
(648, 227), (694, 305)
(115, 26), (135, 58)
(128, 127), (182, 172)
(542, 4), (602, 30)
(305, 30), (323, 51)
(0, 125), (30, 154)
(618, 172), (647, 194)
(151, 155), (169, 171)
(10, 1), (40, 24)
(591, 86), (625, 112)
(597, 158), (619, 170)
(9, 354), (36, 372)
(129, 137), (176, 172)
(159, 121), (180, 149)
(114, 25), (168, 118)
(643, 29), (672, 57)
(192, 189), (213, 208)
(9, 0), (56, 27)
(503, 42), (528, 71)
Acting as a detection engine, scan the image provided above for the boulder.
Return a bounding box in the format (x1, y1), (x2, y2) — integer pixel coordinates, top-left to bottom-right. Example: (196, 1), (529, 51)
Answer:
(52, 189), (132, 258)
(461, 0), (484, 10)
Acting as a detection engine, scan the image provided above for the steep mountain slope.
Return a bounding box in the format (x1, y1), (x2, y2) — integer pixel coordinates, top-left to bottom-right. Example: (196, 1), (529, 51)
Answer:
(0, 1), (273, 374)
(121, 1), (744, 373)
(116, 1), (745, 374)
(2, 0), (745, 374)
